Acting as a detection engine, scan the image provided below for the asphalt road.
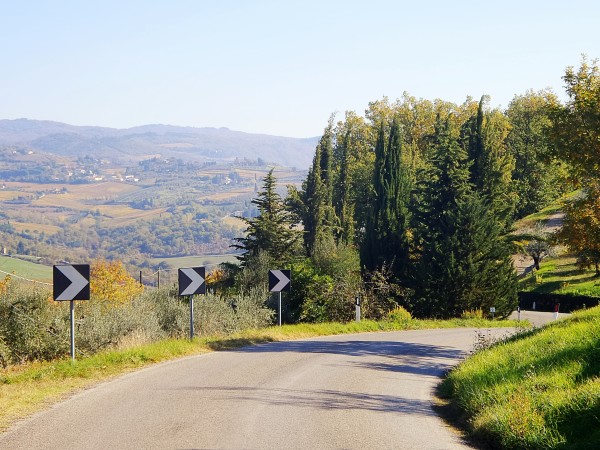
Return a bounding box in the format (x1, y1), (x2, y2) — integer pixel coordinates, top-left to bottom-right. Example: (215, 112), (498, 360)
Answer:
(1, 328), (519, 450)
(509, 309), (570, 327)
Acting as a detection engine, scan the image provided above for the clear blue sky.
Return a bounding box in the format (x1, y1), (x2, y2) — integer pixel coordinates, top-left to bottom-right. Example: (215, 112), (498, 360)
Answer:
(1, 0), (598, 137)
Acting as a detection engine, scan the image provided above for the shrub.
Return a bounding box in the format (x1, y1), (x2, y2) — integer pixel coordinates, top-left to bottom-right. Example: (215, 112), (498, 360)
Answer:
(195, 289), (274, 336)
(461, 309), (484, 320)
(0, 280), (275, 365)
(0, 283), (69, 363)
(387, 306), (412, 324)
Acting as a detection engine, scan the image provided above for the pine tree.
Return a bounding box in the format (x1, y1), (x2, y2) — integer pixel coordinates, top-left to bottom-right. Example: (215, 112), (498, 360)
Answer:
(232, 169), (299, 266)
(414, 117), (517, 318)
(361, 118), (412, 278)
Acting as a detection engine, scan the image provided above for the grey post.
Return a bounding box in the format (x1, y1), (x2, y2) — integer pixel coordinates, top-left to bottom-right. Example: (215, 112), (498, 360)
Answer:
(189, 295), (194, 339)
(70, 300), (75, 360)
(278, 292), (282, 326)
(355, 295), (361, 322)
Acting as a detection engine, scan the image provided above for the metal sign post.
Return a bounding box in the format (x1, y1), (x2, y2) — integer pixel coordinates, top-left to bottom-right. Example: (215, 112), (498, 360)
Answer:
(189, 295), (195, 339)
(178, 267), (206, 340)
(278, 292), (282, 326)
(269, 270), (291, 327)
(355, 295), (361, 322)
(70, 301), (75, 360)
(53, 264), (90, 361)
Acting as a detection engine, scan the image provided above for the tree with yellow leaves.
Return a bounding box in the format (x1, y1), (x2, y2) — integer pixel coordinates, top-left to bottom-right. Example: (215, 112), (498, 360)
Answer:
(555, 185), (600, 276)
(90, 260), (144, 305)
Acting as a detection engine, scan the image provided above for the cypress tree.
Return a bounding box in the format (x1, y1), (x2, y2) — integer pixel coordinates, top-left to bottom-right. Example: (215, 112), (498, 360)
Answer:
(334, 129), (355, 244)
(460, 96), (516, 226)
(361, 118), (412, 278)
(288, 119), (339, 255)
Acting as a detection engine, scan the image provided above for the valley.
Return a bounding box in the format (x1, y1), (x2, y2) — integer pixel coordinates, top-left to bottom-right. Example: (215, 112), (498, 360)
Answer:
(0, 127), (308, 274)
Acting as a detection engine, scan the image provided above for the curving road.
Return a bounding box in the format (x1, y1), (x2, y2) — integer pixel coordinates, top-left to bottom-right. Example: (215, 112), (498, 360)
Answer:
(0, 328), (513, 449)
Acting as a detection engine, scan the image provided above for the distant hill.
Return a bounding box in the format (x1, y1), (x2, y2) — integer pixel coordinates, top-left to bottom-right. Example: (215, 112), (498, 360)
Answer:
(0, 119), (319, 169)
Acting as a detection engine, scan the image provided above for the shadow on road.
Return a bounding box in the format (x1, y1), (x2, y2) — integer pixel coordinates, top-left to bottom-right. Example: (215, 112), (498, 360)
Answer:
(231, 340), (466, 377)
(168, 386), (436, 416)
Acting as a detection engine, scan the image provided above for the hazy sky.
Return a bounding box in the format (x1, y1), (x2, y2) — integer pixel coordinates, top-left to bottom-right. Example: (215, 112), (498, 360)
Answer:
(1, 0), (598, 137)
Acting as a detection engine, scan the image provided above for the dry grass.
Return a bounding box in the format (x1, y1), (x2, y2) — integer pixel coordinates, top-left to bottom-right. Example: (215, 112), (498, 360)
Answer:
(201, 189), (253, 201)
(67, 182), (139, 198)
(0, 191), (22, 201)
(222, 216), (246, 228)
(10, 222), (61, 235)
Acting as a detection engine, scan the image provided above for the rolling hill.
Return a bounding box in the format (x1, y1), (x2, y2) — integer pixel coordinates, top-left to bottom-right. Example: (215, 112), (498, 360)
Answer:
(0, 119), (319, 169)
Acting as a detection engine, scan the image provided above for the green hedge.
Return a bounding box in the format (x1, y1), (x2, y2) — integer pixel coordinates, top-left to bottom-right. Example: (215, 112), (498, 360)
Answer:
(518, 291), (600, 313)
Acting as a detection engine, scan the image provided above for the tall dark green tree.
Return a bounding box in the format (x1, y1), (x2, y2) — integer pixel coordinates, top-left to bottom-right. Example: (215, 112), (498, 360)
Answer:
(461, 96), (516, 225)
(333, 127), (355, 244)
(361, 118), (412, 278)
(287, 118), (339, 255)
(413, 116), (517, 318)
(232, 169), (299, 266)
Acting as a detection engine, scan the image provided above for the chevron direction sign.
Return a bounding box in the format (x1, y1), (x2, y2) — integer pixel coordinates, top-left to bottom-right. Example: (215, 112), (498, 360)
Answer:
(178, 267), (206, 296)
(269, 269), (291, 292)
(53, 264), (90, 301)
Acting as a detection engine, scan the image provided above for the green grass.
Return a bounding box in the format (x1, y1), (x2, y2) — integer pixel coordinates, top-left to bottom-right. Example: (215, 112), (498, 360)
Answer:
(0, 316), (518, 432)
(0, 256), (52, 282)
(439, 305), (600, 449)
(513, 191), (578, 230)
(519, 256), (600, 297)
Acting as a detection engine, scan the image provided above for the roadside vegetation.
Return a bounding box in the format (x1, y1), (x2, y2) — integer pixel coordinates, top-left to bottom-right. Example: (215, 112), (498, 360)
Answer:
(439, 305), (600, 449)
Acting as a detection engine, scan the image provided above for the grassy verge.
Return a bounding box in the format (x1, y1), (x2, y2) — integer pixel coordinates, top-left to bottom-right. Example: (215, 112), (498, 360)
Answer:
(438, 306), (600, 449)
(0, 316), (518, 432)
(519, 256), (600, 297)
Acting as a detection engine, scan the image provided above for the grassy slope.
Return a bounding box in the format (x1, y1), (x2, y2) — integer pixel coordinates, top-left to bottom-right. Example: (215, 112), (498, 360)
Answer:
(0, 317), (518, 432)
(520, 256), (600, 297)
(0, 256), (52, 282)
(514, 193), (600, 298)
(439, 306), (600, 449)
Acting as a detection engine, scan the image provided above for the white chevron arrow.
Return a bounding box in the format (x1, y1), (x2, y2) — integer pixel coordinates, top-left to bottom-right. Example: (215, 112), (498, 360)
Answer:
(270, 270), (290, 292)
(56, 265), (89, 301)
(180, 268), (205, 295)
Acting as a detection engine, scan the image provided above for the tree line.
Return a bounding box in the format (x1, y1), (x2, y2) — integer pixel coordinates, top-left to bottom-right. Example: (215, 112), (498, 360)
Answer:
(229, 57), (599, 321)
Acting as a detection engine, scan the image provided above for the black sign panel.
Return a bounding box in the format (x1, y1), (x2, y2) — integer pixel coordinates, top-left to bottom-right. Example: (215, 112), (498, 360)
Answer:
(269, 269), (291, 292)
(53, 264), (90, 301)
(178, 267), (206, 296)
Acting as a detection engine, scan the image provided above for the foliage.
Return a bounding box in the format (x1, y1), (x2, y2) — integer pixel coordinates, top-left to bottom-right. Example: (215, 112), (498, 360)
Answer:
(90, 259), (144, 306)
(386, 306), (412, 325)
(414, 192), (518, 318)
(361, 118), (412, 279)
(554, 186), (600, 275)
(0, 283), (68, 364)
(362, 263), (409, 320)
(232, 169), (300, 266)
(0, 279), (274, 364)
(413, 118), (517, 318)
(548, 56), (600, 182)
(461, 96), (516, 226)
(440, 306), (600, 449)
(287, 118), (339, 255)
(506, 90), (567, 218)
